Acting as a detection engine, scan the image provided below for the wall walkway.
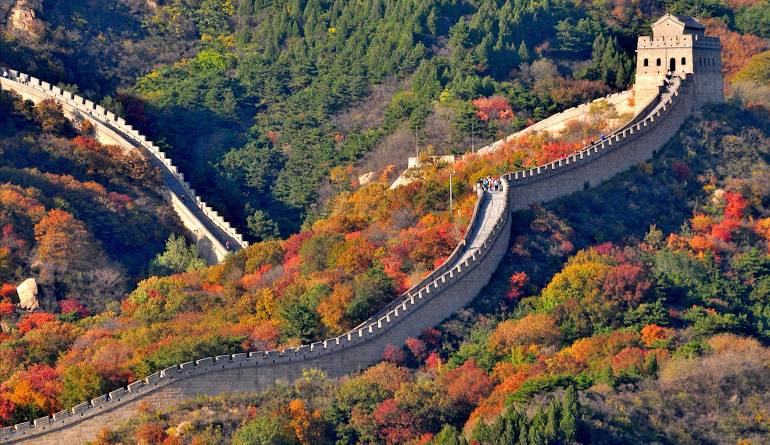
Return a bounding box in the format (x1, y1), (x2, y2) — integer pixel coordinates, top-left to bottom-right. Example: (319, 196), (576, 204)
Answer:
(0, 70), (247, 263)
(0, 74), (695, 445)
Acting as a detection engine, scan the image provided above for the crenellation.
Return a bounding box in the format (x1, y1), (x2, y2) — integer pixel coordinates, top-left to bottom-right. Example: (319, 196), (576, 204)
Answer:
(108, 388), (128, 401)
(145, 373), (161, 385)
(160, 365), (179, 378)
(13, 423), (31, 432)
(126, 381), (145, 393)
(91, 395), (108, 406)
(71, 403), (90, 415)
(51, 411), (70, 422)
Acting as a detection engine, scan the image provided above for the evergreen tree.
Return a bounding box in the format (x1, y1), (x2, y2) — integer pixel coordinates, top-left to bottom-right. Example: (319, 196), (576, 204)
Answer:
(544, 400), (560, 442)
(150, 235), (207, 275)
(644, 352), (659, 377)
(518, 40), (530, 62)
(560, 386), (579, 443)
(247, 209), (281, 241)
(434, 425), (468, 445)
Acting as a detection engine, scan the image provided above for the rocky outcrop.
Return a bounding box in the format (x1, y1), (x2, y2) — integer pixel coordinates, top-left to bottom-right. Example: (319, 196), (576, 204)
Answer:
(15, 278), (39, 311)
(358, 171), (376, 186)
(6, 0), (45, 40)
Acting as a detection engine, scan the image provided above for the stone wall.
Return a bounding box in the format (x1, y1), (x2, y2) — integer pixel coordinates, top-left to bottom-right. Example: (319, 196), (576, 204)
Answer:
(0, 70), (248, 263)
(0, 75), (695, 445)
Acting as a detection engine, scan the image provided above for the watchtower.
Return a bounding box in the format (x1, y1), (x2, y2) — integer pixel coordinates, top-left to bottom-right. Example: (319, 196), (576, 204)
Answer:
(634, 14), (723, 113)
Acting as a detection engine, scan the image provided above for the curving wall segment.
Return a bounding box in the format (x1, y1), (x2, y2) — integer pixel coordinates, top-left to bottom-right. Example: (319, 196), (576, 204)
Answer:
(0, 69), (248, 264)
(0, 75), (695, 445)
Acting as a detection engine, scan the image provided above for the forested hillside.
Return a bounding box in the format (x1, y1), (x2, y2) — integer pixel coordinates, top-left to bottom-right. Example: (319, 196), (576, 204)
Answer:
(0, 88), (181, 310)
(1, 0), (770, 443)
(4, 0), (765, 238)
(3, 0), (649, 237)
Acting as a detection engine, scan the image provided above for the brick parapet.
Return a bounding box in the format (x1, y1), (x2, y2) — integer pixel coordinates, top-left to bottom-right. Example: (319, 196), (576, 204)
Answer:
(476, 90), (634, 156)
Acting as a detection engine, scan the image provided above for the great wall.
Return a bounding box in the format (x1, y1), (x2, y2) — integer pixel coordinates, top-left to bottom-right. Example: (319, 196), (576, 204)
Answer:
(0, 14), (721, 444)
(0, 71), (248, 264)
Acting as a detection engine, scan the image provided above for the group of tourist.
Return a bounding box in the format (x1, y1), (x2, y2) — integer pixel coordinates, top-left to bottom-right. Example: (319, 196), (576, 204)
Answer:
(477, 176), (503, 192)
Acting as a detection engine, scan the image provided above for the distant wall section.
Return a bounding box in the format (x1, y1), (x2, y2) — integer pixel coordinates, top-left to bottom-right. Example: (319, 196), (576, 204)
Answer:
(0, 71), (247, 263)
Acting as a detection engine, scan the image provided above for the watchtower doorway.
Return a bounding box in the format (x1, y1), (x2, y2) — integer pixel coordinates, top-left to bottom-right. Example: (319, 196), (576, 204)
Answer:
(669, 57), (676, 71)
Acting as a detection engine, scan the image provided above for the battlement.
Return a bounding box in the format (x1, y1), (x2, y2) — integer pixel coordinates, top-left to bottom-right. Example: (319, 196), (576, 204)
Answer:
(637, 34), (720, 49)
(504, 76), (690, 196)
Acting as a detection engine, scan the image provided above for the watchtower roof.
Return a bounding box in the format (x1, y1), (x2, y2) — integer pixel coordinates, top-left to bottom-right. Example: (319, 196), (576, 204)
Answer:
(671, 14), (705, 30)
(651, 14), (705, 36)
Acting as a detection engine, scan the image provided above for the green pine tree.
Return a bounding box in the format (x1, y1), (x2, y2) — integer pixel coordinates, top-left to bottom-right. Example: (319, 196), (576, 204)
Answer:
(434, 425), (467, 445)
(544, 400), (560, 442)
(560, 386), (579, 443)
(518, 40), (530, 62)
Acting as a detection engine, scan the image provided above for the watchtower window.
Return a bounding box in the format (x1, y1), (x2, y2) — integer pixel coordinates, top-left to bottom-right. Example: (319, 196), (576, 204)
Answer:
(669, 57), (676, 71)
(681, 57), (686, 65)
(656, 58), (661, 67)
(643, 58), (649, 67)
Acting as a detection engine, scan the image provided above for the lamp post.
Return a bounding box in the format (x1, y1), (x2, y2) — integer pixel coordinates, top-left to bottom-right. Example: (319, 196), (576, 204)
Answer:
(449, 172), (453, 218)
(471, 119), (475, 152)
(415, 129), (419, 159)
